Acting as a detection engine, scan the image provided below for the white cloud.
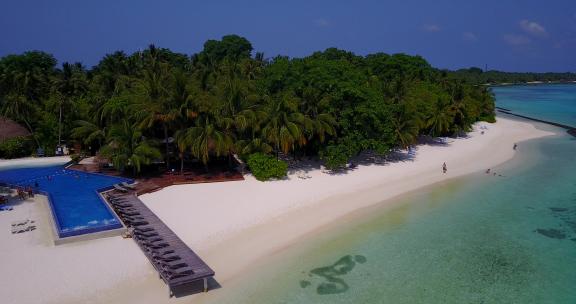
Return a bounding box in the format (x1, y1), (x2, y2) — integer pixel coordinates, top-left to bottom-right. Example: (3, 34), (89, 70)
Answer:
(519, 20), (547, 36)
(503, 34), (531, 46)
(422, 24), (441, 32)
(314, 18), (330, 27)
(462, 32), (478, 42)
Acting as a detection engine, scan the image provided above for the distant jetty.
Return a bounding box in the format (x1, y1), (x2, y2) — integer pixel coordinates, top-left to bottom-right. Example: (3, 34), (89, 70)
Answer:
(496, 107), (576, 137)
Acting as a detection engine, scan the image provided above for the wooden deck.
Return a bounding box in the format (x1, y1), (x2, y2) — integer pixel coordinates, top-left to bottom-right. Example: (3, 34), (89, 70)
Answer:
(105, 192), (216, 296)
(68, 163), (244, 196)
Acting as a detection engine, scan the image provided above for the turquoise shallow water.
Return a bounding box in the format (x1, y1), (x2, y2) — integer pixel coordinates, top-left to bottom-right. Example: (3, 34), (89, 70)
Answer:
(492, 84), (576, 126)
(209, 84), (576, 304)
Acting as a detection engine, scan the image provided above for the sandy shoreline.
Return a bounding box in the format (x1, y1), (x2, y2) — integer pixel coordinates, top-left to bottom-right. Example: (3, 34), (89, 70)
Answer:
(0, 117), (554, 304)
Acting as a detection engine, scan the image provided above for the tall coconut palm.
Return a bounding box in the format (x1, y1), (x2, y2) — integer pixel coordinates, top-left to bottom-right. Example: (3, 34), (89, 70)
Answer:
(130, 48), (176, 168)
(99, 120), (161, 175)
(52, 62), (88, 147)
(427, 99), (453, 136)
(70, 119), (106, 149)
(175, 113), (233, 169)
(261, 93), (307, 157)
(392, 104), (421, 149)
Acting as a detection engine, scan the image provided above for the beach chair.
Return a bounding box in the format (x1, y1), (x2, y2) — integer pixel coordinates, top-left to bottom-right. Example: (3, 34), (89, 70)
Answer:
(128, 220), (150, 226)
(113, 184), (129, 193)
(12, 224), (36, 234)
(151, 253), (181, 262)
(135, 234), (163, 242)
(158, 260), (188, 270)
(121, 182), (137, 190)
(150, 248), (176, 256)
(12, 219), (34, 227)
(141, 241), (170, 249)
(134, 226), (155, 233)
(118, 210), (140, 216)
(134, 230), (159, 238)
(164, 266), (195, 279)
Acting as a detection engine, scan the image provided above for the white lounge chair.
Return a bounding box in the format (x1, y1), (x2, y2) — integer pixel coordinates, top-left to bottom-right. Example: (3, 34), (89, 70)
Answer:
(121, 182), (137, 190)
(113, 184), (129, 193)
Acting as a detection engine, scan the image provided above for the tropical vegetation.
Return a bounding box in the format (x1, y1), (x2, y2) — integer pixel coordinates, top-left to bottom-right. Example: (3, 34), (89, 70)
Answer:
(0, 35), (497, 176)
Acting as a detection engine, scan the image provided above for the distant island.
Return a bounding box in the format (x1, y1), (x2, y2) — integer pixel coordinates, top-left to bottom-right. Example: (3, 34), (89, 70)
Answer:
(449, 67), (576, 85)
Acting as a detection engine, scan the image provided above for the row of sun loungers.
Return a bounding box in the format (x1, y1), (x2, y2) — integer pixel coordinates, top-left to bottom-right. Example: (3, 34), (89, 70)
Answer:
(106, 193), (214, 297)
(11, 219), (36, 234)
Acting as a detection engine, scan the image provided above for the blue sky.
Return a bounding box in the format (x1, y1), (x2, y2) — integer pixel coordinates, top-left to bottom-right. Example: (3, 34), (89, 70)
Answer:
(1, 0), (575, 72)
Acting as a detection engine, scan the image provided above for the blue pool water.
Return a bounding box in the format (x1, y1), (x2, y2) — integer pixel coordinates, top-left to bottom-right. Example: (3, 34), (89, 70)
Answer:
(0, 165), (131, 238)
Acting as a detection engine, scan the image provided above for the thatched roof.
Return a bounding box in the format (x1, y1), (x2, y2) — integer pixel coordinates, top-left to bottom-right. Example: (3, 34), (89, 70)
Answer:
(0, 117), (30, 141)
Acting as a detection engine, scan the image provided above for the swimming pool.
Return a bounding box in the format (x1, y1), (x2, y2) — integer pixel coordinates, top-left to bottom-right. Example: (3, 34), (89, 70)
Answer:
(0, 165), (131, 239)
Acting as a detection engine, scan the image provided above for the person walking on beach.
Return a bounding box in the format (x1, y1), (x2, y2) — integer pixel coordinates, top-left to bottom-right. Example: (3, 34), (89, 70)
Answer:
(513, 143), (518, 150)
(442, 162), (447, 174)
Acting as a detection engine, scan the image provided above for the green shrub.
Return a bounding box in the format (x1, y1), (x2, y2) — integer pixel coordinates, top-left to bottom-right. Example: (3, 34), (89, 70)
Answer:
(0, 136), (33, 159)
(247, 153), (288, 181)
(70, 154), (82, 164)
(320, 144), (353, 171)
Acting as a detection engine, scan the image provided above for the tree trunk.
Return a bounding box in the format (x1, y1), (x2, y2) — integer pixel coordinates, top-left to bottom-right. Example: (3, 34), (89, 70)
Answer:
(58, 103), (62, 148)
(22, 118), (41, 148)
(163, 123), (170, 170)
(180, 152), (184, 175)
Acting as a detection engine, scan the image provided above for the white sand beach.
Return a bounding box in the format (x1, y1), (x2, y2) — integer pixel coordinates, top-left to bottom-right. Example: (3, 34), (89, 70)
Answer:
(0, 117), (554, 304)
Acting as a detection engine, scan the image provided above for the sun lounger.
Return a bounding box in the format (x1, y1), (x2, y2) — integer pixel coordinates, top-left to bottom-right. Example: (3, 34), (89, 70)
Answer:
(113, 184), (129, 193)
(118, 210), (140, 216)
(151, 253), (181, 262)
(12, 224), (36, 234)
(121, 182), (137, 190)
(134, 231), (159, 238)
(163, 266), (195, 279)
(134, 226), (155, 233)
(158, 260), (188, 270)
(127, 220), (149, 226)
(111, 202), (133, 208)
(12, 219), (34, 227)
(141, 241), (170, 249)
(124, 216), (146, 222)
(149, 248), (175, 256)
(136, 235), (164, 243)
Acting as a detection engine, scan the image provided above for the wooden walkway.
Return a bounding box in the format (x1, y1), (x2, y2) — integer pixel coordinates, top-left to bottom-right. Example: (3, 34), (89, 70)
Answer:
(105, 192), (215, 297)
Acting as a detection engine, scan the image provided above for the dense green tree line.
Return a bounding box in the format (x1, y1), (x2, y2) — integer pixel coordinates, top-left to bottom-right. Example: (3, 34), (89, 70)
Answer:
(449, 67), (576, 85)
(0, 35), (495, 174)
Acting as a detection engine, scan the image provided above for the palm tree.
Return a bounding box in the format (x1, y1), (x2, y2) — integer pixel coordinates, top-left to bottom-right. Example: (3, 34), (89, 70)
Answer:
(427, 99), (453, 136)
(70, 120), (106, 149)
(130, 47), (176, 169)
(175, 113), (233, 169)
(392, 104), (421, 149)
(99, 120), (161, 175)
(261, 93), (307, 157)
(52, 62), (87, 148)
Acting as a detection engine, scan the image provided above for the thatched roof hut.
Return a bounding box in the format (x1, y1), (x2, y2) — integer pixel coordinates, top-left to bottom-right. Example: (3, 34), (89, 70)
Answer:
(0, 117), (30, 141)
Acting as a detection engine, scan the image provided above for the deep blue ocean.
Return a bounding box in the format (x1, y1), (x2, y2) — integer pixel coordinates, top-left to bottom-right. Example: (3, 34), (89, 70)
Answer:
(206, 84), (576, 304)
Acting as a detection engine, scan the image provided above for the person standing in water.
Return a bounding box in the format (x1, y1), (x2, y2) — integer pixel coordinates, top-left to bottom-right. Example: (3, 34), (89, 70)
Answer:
(442, 162), (447, 174)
